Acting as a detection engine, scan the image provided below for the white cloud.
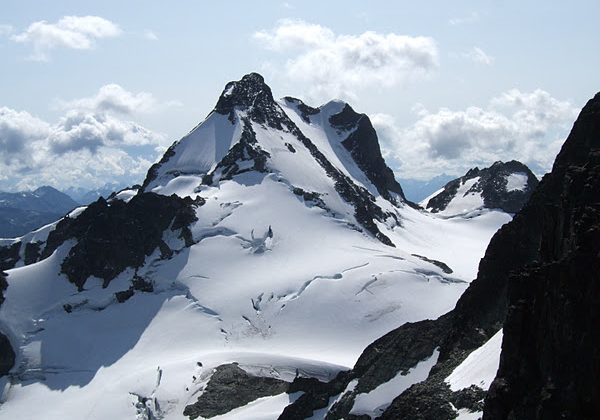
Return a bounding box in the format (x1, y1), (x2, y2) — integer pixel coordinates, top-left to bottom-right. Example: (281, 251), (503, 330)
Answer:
(464, 46), (494, 65)
(254, 19), (438, 101)
(372, 89), (579, 180)
(449, 12), (480, 26)
(0, 95), (165, 191)
(255, 20), (334, 51)
(49, 110), (162, 154)
(59, 84), (161, 115)
(0, 107), (49, 168)
(11, 15), (121, 60)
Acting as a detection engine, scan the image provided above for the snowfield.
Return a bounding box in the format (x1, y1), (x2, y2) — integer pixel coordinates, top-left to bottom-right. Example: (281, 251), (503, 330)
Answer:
(505, 172), (528, 192)
(0, 77), (511, 419)
(446, 329), (503, 392)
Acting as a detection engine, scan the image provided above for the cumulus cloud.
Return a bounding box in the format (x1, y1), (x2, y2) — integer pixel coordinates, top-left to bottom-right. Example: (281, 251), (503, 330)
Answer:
(0, 86), (167, 191)
(49, 110), (162, 154)
(11, 15), (121, 60)
(0, 107), (49, 168)
(464, 46), (494, 65)
(58, 84), (160, 115)
(254, 19), (438, 101)
(372, 89), (579, 180)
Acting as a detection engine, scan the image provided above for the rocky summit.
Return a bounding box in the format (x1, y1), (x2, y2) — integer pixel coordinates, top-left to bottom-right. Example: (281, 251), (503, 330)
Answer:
(423, 160), (539, 216)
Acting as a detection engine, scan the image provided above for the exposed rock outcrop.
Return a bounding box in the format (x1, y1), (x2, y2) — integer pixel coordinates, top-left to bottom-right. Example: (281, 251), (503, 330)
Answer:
(184, 363), (289, 419)
(425, 161), (538, 214)
(43, 192), (200, 290)
(0, 271), (15, 376)
(330, 104), (406, 203)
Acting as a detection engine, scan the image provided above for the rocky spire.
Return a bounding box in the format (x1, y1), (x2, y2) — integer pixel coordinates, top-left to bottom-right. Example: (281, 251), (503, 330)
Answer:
(214, 72), (286, 129)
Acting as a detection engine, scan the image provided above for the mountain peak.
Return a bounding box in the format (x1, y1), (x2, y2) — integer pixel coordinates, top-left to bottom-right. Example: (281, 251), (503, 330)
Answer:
(142, 73), (408, 246)
(423, 160), (539, 216)
(214, 72), (279, 125)
(32, 185), (61, 196)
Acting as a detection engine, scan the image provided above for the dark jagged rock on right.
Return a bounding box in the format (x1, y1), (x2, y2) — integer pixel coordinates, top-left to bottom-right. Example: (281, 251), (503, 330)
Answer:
(483, 92), (600, 420)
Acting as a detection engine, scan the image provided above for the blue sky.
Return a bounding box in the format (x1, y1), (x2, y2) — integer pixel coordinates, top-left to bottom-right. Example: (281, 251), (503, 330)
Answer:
(0, 0), (598, 191)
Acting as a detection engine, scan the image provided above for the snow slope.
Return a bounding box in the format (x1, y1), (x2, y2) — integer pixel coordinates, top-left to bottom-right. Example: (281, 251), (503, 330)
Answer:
(437, 177), (484, 217)
(445, 329), (503, 392)
(0, 74), (511, 420)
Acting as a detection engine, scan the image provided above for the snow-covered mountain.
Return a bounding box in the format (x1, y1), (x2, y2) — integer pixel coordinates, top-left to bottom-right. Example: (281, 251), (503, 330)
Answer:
(0, 186), (79, 238)
(421, 161), (538, 217)
(0, 74), (513, 420)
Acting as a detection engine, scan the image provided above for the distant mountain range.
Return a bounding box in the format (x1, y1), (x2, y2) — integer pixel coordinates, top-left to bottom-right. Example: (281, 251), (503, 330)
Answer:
(0, 186), (79, 238)
(0, 184), (130, 238)
(63, 183), (126, 205)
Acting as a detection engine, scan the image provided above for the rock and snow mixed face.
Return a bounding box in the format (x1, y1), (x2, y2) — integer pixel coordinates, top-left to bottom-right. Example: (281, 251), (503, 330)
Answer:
(421, 161), (539, 217)
(0, 73), (513, 420)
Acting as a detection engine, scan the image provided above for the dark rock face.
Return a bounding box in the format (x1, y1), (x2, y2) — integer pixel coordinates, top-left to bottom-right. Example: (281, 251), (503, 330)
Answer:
(425, 161), (538, 214)
(278, 373), (352, 420)
(483, 93), (600, 420)
(215, 72), (289, 129)
(24, 241), (42, 265)
(412, 254), (453, 274)
(183, 363), (289, 419)
(330, 104), (406, 203)
(0, 331), (14, 377)
(0, 271), (15, 376)
(0, 271), (7, 306)
(115, 275), (154, 303)
(0, 242), (20, 271)
(41, 193), (200, 290)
